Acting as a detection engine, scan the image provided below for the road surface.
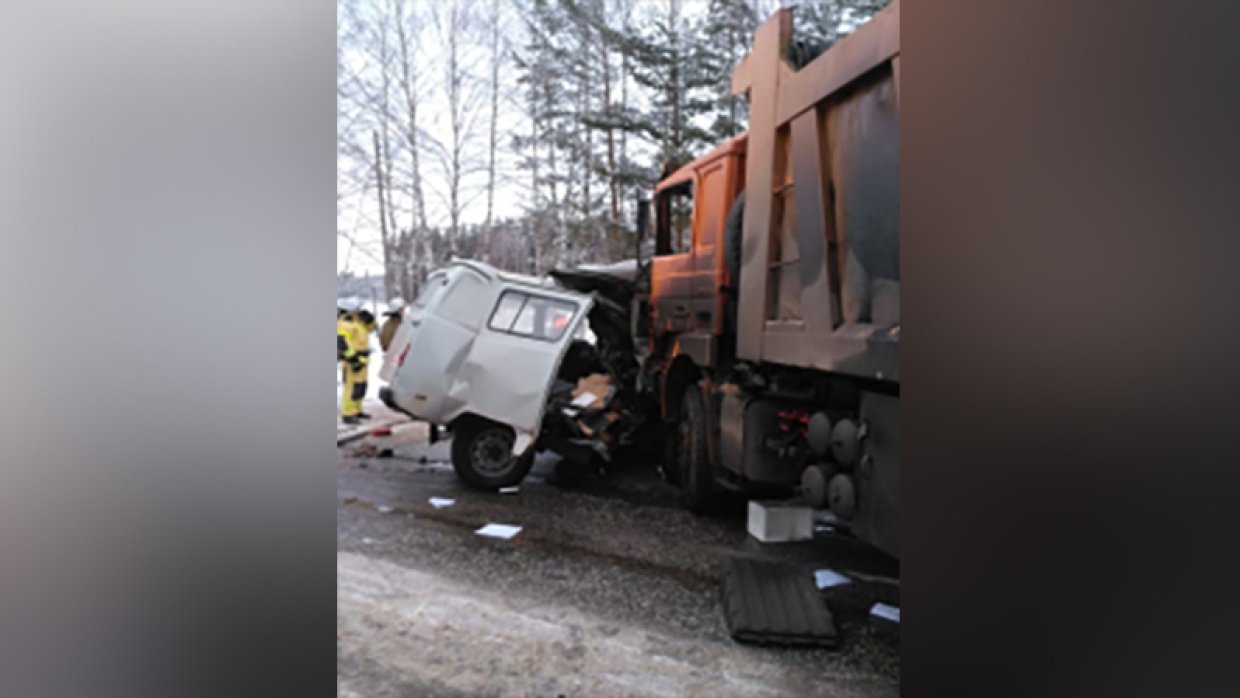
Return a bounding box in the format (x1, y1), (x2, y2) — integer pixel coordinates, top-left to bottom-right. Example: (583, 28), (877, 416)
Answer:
(337, 417), (899, 697)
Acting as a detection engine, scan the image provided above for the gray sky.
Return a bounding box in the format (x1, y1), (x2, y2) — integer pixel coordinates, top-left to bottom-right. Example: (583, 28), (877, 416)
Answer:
(336, 0), (837, 277)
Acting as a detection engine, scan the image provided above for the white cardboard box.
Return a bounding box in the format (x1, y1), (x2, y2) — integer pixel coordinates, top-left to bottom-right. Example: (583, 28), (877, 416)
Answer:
(747, 500), (814, 542)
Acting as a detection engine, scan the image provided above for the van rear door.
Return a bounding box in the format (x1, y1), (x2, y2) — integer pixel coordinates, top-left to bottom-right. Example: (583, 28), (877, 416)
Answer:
(379, 271), (449, 384)
(451, 287), (593, 451)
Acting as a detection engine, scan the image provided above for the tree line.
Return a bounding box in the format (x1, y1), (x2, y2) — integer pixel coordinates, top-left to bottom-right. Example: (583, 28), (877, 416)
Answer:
(338, 0), (888, 302)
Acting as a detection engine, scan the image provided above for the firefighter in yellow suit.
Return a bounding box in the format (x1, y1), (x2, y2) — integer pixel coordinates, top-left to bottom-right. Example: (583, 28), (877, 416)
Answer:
(340, 302), (377, 425)
(336, 301), (352, 371)
(338, 299), (357, 422)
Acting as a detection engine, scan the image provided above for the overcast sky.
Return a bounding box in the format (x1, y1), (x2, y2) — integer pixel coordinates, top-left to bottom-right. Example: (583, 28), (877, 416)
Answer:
(337, 0), (819, 278)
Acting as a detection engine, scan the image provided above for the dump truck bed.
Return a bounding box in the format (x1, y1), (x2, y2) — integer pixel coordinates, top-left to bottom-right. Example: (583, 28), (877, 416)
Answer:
(734, 1), (900, 384)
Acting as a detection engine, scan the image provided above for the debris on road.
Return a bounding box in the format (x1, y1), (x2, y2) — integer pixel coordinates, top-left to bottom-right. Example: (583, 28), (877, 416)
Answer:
(353, 442), (394, 459)
(498, 486), (520, 495)
(475, 523), (523, 539)
(871, 603), (900, 624)
(377, 505), (394, 514)
(573, 373), (611, 409)
(569, 391), (600, 410)
(370, 427), (393, 437)
(428, 497), (455, 508)
(747, 500), (814, 543)
(813, 510), (841, 534)
(722, 557), (838, 648)
(814, 568), (852, 589)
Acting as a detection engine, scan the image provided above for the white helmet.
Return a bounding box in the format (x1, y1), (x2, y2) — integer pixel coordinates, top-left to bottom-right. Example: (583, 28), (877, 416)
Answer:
(341, 297), (363, 313)
(386, 297), (407, 315)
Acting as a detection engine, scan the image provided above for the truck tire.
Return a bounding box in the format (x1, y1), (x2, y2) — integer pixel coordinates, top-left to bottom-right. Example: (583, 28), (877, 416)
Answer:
(660, 425), (681, 485)
(676, 384), (721, 513)
(450, 415), (534, 490)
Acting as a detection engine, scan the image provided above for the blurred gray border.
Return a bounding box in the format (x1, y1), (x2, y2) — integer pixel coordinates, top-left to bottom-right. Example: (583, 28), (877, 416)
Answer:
(0, 2), (336, 696)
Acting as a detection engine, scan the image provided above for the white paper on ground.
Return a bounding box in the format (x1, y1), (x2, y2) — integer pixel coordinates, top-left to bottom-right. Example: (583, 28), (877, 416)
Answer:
(499, 486), (520, 494)
(814, 569), (852, 589)
(475, 523), (523, 539)
(871, 603), (900, 623)
(428, 497), (455, 508)
(377, 505), (394, 514)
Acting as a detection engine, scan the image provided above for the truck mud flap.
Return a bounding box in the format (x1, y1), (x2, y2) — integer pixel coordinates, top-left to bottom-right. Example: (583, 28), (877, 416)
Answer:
(721, 557), (838, 648)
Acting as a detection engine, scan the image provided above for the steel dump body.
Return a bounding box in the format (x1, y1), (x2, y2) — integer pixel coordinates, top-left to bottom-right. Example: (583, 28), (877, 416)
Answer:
(733, 2), (899, 380)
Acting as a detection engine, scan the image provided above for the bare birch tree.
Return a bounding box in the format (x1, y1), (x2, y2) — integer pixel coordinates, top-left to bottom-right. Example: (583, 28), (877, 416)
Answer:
(390, 0), (427, 300)
(483, 0), (503, 251)
(426, 0), (489, 259)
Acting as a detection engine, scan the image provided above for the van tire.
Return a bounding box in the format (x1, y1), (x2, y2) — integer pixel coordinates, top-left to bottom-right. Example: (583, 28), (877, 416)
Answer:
(676, 384), (720, 513)
(450, 416), (535, 490)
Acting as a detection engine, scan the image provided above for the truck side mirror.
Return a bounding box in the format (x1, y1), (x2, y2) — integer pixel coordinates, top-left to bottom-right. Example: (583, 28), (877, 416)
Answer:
(635, 197), (650, 262)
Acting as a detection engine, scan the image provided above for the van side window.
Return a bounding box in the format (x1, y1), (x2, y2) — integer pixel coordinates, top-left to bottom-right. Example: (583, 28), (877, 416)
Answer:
(488, 290), (578, 342)
(489, 291), (525, 331)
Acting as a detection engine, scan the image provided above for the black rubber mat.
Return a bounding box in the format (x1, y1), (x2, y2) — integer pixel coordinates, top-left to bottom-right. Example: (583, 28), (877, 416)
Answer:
(721, 557), (839, 648)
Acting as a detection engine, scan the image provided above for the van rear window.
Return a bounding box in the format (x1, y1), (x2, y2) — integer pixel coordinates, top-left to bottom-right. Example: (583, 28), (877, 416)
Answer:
(487, 290), (578, 342)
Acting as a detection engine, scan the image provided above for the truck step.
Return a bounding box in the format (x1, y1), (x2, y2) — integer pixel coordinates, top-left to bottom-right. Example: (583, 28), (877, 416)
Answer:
(721, 557), (838, 648)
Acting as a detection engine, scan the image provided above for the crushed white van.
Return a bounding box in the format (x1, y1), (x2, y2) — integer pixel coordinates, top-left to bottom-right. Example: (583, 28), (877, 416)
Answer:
(379, 259), (647, 490)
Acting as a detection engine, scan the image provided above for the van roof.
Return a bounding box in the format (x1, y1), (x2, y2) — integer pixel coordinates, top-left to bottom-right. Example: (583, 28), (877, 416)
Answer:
(445, 258), (564, 292)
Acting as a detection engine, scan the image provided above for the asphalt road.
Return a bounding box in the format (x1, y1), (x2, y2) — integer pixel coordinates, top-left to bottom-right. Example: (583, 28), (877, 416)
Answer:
(337, 419), (900, 697)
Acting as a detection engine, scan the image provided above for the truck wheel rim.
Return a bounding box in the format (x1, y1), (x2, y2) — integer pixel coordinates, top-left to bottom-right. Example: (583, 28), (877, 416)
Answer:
(472, 430), (515, 476)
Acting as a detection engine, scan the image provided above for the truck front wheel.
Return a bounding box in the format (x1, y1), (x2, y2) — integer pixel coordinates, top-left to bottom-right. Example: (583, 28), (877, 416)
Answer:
(676, 384), (721, 513)
(450, 416), (535, 490)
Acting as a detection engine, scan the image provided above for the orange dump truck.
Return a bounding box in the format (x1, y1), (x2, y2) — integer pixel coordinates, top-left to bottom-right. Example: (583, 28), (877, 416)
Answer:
(633, 2), (900, 557)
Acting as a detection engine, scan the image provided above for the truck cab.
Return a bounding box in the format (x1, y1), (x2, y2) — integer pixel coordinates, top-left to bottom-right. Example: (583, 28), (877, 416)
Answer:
(649, 135), (747, 368)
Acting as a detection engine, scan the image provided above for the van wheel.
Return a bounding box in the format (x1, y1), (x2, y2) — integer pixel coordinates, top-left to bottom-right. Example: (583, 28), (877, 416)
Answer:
(676, 384), (720, 513)
(450, 416), (534, 490)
